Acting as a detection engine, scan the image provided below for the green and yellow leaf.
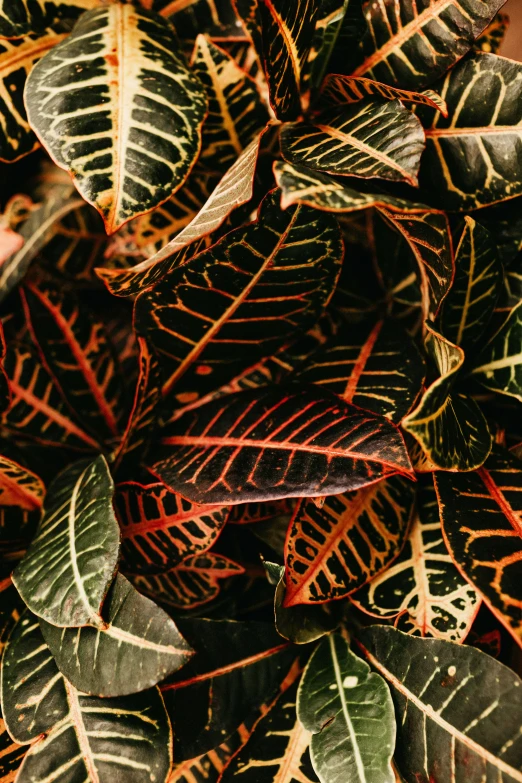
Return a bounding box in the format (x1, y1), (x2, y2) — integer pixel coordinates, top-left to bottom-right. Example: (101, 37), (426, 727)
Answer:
(470, 301), (522, 402)
(321, 74), (448, 115)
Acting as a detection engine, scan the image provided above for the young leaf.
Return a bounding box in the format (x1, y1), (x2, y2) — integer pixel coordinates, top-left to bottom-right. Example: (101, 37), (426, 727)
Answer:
(295, 317), (425, 422)
(321, 75), (448, 116)
(160, 618), (296, 759)
(351, 0), (505, 89)
(402, 323), (492, 471)
(135, 191), (343, 399)
(434, 447), (522, 647)
(97, 131), (268, 296)
(357, 625), (522, 783)
(1, 611), (172, 783)
(285, 476), (415, 605)
(439, 217), (502, 350)
(12, 455), (120, 627)
(418, 52), (522, 210)
(150, 385), (413, 505)
(21, 281), (126, 442)
(132, 553), (244, 609)
(24, 5), (207, 233)
(39, 573), (193, 697)
(220, 680), (318, 782)
(191, 35), (269, 174)
(353, 477), (480, 642)
(0, 0), (100, 38)
(470, 301), (522, 402)
(298, 633), (395, 783)
(115, 481), (230, 573)
(280, 100), (425, 187)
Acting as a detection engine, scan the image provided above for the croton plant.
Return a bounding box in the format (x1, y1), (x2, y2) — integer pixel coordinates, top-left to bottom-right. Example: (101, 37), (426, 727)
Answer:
(0, 0), (521, 781)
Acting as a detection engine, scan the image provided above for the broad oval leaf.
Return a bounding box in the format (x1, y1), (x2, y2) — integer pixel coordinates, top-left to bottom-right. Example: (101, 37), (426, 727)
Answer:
(353, 477), (480, 641)
(0, 0), (100, 38)
(25, 5), (208, 233)
(115, 481), (230, 573)
(150, 384), (413, 505)
(470, 301), (522, 402)
(402, 323), (492, 471)
(298, 633), (395, 783)
(285, 476), (415, 605)
(439, 217), (502, 350)
(418, 52), (522, 210)
(2, 611), (172, 783)
(295, 317), (425, 422)
(435, 447), (522, 647)
(280, 100), (425, 187)
(21, 281), (126, 442)
(135, 191), (344, 400)
(132, 553), (244, 609)
(39, 573), (193, 697)
(160, 618), (296, 760)
(12, 455), (120, 627)
(357, 625), (522, 783)
(97, 130), (268, 297)
(351, 0), (505, 89)
(321, 74), (448, 115)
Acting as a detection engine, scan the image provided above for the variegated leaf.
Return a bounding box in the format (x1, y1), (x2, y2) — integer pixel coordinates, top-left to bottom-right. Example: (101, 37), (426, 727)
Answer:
(285, 476), (415, 605)
(475, 11), (510, 53)
(280, 100), (425, 187)
(352, 0), (505, 89)
(2, 610), (172, 783)
(0, 455), (44, 550)
(0, 716), (25, 783)
(25, 5), (207, 233)
(2, 342), (100, 451)
(418, 52), (522, 210)
(0, 0), (101, 38)
(229, 498), (294, 525)
(97, 130), (267, 296)
(439, 216), (502, 350)
(39, 573), (193, 697)
(305, 0), (349, 92)
(402, 322), (492, 471)
(115, 482), (230, 574)
(135, 191), (343, 401)
(322, 74), (448, 115)
(191, 34), (269, 174)
(353, 477), (480, 641)
(470, 301), (522, 403)
(435, 447), (522, 647)
(132, 553), (244, 610)
(144, 0), (242, 41)
(12, 455), (120, 627)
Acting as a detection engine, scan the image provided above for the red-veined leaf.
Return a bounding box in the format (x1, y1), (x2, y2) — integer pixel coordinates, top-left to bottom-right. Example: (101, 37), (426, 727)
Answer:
(229, 499), (294, 524)
(0, 455), (44, 552)
(321, 74), (448, 115)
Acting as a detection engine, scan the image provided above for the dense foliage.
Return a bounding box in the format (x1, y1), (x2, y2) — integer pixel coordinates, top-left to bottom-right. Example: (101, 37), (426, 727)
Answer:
(0, 0), (522, 781)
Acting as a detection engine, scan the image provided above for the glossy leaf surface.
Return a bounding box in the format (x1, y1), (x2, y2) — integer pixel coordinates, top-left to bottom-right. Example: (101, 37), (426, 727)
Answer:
(322, 74), (448, 115)
(470, 302), (522, 402)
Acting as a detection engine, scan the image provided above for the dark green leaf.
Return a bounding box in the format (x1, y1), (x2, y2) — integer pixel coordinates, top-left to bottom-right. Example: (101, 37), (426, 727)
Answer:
(12, 455), (120, 627)
(0, 0), (99, 37)
(470, 302), (522, 402)
(298, 632), (395, 783)
(305, 0), (349, 92)
(147, 0), (241, 41)
(321, 75), (448, 115)
(0, 714), (25, 783)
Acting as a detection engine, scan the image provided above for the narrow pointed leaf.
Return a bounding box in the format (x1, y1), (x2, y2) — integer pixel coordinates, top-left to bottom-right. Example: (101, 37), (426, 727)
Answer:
(351, 0), (505, 89)
(220, 680), (318, 782)
(97, 131), (267, 296)
(281, 100), (425, 187)
(115, 481), (230, 573)
(285, 476), (414, 605)
(191, 35), (269, 174)
(160, 618), (296, 759)
(132, 553), (244, 609)
(418, 52), (522, 210)
(12, 455), (120, 627)
(234, 0), (321, 120)
(439, 217), (502, 350)
(402, 323), (492, 471)
(0, 0), (100, 38)
(435, 447), (522, 647)
(298, 633), (395, 783)
(357, 625), (522, 783)
(475, 12), (510, 54)
(25, 5), (207, 233)
(322, 75), (448, 115)
(135, 192), (343, 400)
(2, 611), (172, 783)
(295, 317), (425, 422)
(39, 573), (193, 697)
(470, 301), (522, 402)
(2, 342), (100, 451)
(305, 0), (349, 92)
(353, 477), (480, 641)
(151, 385), (413, 505)
(21, 281), (125, 442)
